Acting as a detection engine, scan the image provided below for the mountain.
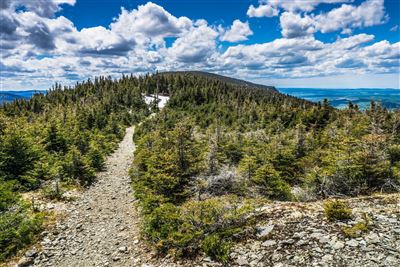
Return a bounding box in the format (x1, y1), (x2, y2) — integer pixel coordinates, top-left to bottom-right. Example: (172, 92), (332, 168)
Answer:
(160, 71), (278, 92)
(0, 90), (46, 104)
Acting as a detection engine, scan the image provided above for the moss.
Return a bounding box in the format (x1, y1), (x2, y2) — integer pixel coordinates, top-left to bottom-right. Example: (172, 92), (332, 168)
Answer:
(324, 200), (352, 222)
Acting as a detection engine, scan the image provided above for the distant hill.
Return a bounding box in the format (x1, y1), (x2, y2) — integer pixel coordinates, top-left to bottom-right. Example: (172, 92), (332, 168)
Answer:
(0, 90), (46, 104)
(160, 71), (278, 93)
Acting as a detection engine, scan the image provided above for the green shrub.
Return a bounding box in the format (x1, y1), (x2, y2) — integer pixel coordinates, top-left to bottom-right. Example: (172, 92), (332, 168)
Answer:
(87, 142), (105, 171)
(0, 130), (40, 189)
(342, 213), (371, 238)
(324, 200), (352, 222)
(253, 164), (293, 200)
(144, 203), (181, 250)
(62, 146), (96, 186)
(142, 195), (258, 262)
(0, 182), (19, 212)
(202, 234), (231, 263)
(0, 210), (44, 261)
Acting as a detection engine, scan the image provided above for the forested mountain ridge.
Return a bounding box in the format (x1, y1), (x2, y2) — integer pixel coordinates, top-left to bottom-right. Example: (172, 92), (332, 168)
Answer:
(1, 72), (399, 266)
(161, 71), (278, 93)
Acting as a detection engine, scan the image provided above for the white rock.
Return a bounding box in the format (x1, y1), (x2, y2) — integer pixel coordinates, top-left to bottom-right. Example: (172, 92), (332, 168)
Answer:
(332, 241), (345, 250)
(262, 240), (277, 247)
(257, 224), (274, 238)
(365, 233), (380, 244)
(321, 254), (333, 262)
(346, 240), (358, 247)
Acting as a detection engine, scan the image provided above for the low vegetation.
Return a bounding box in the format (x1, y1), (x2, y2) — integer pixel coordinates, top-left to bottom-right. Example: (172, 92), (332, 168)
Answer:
(131, 72), (400, 261)
(323, 200), (353, 222)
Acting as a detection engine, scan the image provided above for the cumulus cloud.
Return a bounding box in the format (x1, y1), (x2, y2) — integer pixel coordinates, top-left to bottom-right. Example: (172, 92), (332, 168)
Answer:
(74, 27), (134, 56)
(314, 0), (388, 33)
(248, 0), (351, 15)
(280, 12), (315, 38)
(247, 3), (279, 17)
(0, 1), (398, 90)
(11, 0), (76, 17)
(220, 20), (253, 42)
(168, 24), (218, 63)
(276, 0), (388, 39)
(110, 2), (192, 45)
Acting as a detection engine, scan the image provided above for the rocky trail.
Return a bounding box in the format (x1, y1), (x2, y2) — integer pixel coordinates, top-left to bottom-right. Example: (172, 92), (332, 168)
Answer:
(11, 125), (400, 267)
(22, 126), (148, 267)
(14, 126), (165, 267)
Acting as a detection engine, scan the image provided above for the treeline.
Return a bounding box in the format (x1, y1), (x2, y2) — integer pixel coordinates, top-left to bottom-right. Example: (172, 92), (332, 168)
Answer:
(131, 72), (400, 262)
(0, 75), (153, 261)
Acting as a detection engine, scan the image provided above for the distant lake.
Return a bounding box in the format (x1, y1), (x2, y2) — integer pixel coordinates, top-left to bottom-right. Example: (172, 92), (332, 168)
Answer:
(278, 88), (400, 110)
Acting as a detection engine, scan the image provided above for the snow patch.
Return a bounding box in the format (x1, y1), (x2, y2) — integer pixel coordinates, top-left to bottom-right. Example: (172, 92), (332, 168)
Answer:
(144, 94), (170, 109)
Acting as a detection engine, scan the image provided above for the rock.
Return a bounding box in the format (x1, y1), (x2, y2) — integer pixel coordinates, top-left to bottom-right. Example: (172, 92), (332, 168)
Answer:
(310, 232), (324, 239)
(318, 236), (330, 244)
(257, 225), (274, 238)
(314, 247), (323, 253)
(17, 256), (34, 267)
(332, 241), (345, 250)
(236, 256), (248, 266)
(346, 240), (358, 247)
(118, 246), (128, 253)
(290, 211), (303, 219)
(262, 240), (276, 247)
(365, 233), (380, 244)
(25, 248), (38, 258)
(321, 254), (333, 262)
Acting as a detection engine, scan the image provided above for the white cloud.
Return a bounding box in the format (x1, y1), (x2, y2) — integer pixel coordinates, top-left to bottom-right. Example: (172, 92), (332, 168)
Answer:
(220, 20), (253, 42)
(10, 0), (76, 17)
(314, 0), (387, 33)
(277, 0), (388, 39)
(168, 24), (218, 63)
(280, 12), (315, 38)
(247, 3), (279, 18)
(248, 0), (351, 14)
(110, 2), (192, 46)
(0, 1), (398, 90)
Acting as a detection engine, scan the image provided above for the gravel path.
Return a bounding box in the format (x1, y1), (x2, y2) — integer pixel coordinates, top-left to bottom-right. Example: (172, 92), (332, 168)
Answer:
(31, 126), (151, 267)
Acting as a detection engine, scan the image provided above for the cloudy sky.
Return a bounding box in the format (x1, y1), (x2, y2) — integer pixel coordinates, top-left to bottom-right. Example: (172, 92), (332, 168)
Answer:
(1, 0), (399, 90)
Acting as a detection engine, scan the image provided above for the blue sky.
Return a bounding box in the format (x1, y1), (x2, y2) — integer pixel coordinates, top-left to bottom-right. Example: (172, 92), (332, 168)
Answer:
(1, 0), (399, 90)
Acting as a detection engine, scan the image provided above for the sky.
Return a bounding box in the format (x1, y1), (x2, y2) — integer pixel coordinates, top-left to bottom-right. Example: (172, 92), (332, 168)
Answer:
(0, 0), (399, 90)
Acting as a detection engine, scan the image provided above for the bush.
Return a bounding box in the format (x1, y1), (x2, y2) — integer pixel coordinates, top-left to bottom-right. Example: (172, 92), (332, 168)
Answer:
(342, 213), (371, 238)
(0, 182), (19, 212)
(202, 234), (231, 263)
(144, 203), (181, 250)
(142, 195), (258, 261)
(62, 146), (96, 186)
(253, 164), (292, 200)
(0, 210), (44, 261)
(87, 142), (105, 171)
(324, 200), (352, 222)
(0, 130), (40, 189)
